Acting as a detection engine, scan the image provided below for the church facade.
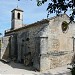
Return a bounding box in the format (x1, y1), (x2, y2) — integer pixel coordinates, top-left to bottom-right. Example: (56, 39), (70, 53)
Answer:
(0, 8), (75, 71)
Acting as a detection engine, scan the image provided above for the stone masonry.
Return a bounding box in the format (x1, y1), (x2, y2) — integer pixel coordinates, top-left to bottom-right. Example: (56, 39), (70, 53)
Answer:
(0, 8), (75, 72)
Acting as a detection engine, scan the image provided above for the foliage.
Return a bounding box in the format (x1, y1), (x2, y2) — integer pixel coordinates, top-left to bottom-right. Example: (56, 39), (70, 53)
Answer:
(36, 0), (75, 21)
(69, 64), (75, 75)
(71, 67), (75, 75)
(18, 0), (75, 21)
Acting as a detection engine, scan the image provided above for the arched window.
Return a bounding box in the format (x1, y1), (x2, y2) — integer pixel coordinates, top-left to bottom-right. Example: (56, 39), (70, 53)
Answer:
(17, 13), (20, 19)
(12, 13), (14, 20)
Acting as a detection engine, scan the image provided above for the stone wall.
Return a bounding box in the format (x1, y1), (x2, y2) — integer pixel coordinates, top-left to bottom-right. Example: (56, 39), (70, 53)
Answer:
(16, 23), (48, 66)
(40, 14), (75, 72)
(11, 10), (23, 29)
(5, 22), (49, 68)
(0, 36), (10, 60)
(5, 14), (75, 72)
(38, 14), (75, 72)
(0, 38), (2, 59)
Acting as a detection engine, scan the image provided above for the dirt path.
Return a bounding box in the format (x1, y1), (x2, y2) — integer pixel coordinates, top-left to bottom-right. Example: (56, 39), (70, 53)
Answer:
(0, 61), (72, 75)
(0, 61), (40, 75)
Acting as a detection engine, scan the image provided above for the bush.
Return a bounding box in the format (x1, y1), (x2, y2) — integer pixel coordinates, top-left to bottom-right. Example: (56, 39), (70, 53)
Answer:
(71, 66), (75, 75)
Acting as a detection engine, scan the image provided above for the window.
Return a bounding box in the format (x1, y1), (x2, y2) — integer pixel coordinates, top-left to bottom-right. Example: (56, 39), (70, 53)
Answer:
(12, 13), (14, 20)
(61, 21), (69, 33)
(17, 13), (20, 19)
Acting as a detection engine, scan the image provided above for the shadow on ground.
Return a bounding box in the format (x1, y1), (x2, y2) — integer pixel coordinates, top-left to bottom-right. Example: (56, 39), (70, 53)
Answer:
(1, 60), (35, 71)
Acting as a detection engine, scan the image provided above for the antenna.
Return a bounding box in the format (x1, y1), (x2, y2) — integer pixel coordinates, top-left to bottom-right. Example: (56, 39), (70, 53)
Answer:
(17, 0), (20, 8)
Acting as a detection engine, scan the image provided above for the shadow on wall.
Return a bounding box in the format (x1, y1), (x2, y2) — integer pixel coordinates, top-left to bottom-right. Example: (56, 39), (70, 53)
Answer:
(2, 43), (10, 60)
(68, 53), (75, 75)
(0, 40), (1, 58)
(1, 37), (11, 60)
(72, 53), (75, 64)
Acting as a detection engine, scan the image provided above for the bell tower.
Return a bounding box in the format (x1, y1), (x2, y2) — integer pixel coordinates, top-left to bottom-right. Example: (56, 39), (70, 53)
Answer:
(11, 7), (23, 29)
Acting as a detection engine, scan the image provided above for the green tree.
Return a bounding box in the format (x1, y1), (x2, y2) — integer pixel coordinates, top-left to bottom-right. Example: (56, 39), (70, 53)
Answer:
(36, 0), (75, 20)
(18, 0), (75, 21)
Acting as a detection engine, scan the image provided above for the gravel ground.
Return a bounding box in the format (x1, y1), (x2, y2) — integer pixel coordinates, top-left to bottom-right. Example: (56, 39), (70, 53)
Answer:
(0, 61), (40, 75)
(0, 61), (72, 75)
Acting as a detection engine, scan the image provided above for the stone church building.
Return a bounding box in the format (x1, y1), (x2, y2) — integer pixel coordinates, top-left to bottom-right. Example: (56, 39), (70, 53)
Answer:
(0, 8), (75, 71)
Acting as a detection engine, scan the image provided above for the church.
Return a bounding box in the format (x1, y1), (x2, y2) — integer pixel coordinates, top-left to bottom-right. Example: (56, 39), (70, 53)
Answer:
(0, 7), (75, 72)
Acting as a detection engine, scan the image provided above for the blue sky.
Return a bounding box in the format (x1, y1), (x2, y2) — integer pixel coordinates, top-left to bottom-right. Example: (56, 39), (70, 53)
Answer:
(0, 0), (49, 36)
(0, 0), (71, 36)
